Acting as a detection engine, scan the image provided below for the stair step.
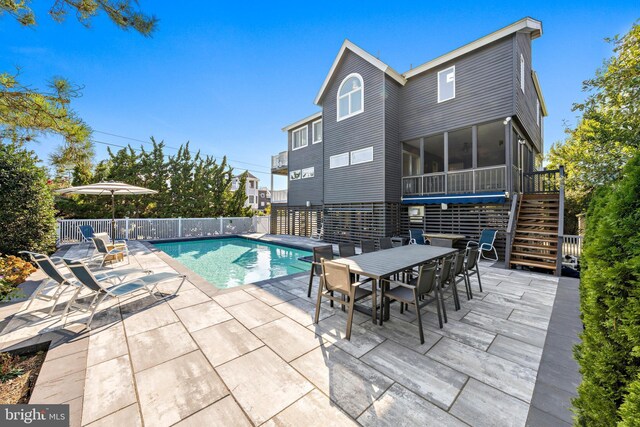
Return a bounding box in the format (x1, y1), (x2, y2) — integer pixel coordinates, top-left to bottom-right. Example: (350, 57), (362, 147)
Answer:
(514, 236), (558, 244)
(510, 259), (557, 270)
(517, 222), (558, 228)
(517, 215), (559, 221)
(515, 230), (559, 236)
(512, 243), (558, 251)
(511, 251), (557, 261)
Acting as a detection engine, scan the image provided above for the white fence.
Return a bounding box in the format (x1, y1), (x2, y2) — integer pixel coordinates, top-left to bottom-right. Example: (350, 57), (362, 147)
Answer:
(562, 234), (583, 257)
(57, 216), (271, 244)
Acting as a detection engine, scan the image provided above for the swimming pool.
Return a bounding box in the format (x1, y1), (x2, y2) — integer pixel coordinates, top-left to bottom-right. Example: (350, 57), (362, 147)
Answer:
(153, 237), (312, 289)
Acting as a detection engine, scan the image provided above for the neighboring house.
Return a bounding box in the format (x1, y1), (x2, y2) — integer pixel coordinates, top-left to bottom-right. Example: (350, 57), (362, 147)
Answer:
(231, 172), (260, 210)
(258, 187), (271, 211)
(271, 18), (552, 261)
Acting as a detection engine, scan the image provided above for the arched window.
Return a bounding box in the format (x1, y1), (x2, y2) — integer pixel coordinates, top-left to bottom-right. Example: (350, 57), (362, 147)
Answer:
(337, 73), (363, 121)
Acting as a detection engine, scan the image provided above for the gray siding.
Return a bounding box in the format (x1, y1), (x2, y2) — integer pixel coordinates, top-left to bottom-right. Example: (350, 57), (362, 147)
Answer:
(287, 120), (324, 206)
(320, 50), (386, 204)
(515, 32), (542, 152)
(399, 37), (515, 141)
(384, 76), (402, 204)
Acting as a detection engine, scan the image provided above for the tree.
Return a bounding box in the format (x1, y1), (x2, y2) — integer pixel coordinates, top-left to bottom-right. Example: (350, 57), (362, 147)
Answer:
(0, 144), (57, 255)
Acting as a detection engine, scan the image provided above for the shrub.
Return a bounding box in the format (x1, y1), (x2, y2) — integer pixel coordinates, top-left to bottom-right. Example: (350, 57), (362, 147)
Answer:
(0, 144), (57, 256)
(0, 255), (34, 301)
(573, 153), (640, 425)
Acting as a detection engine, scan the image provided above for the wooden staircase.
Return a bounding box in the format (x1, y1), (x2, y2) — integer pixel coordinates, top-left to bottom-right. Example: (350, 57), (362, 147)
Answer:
(510, 193), (560, 273)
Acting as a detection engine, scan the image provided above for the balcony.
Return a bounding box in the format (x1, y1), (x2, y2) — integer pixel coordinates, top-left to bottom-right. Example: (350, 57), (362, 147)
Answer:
(271, 151), (288, 175)
(402, 165), (507, 197)
(271, 189), (287, 204)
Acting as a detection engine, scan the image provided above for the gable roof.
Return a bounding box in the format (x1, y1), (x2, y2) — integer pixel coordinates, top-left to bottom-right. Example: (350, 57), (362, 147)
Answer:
(314, 40), (406, 105)
(403, 17), (542, 79)
(281, 111), (322, 132)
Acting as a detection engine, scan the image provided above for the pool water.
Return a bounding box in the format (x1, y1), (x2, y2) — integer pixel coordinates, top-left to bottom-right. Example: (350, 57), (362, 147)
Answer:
(153, 238), (312, 289)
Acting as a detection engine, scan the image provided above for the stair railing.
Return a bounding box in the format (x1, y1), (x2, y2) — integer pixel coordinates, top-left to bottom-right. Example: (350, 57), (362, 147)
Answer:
(556, 166), (565, 276)
(504, 192), (520, 267)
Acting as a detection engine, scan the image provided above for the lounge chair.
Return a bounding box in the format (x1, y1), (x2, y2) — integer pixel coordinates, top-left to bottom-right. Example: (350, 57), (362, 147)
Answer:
(62, 258), (186, 329)
(466, 229), (498, 261)
(92, 234), (129, 267)
(360, 240), (376, 253)
(307, 245), (334, 298)
(409, 229), (426, 245)
(78, 225), (95, 242)
(311, 223), (324, 241)
(313, 260), (373, 340)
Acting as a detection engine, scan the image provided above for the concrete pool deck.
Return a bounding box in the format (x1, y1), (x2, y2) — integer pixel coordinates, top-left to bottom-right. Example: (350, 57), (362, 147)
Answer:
(0, 236), (580, 426)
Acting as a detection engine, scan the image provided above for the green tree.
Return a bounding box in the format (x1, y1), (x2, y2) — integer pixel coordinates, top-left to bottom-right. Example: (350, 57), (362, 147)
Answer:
(0, 144), (57, 255)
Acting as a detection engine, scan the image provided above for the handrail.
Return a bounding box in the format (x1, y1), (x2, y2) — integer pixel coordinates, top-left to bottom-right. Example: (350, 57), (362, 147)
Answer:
(523, 168), (561, 194)
(402, 165), (506, 197)
(504, 193), (519, 267)
(556, 165), (565, 276)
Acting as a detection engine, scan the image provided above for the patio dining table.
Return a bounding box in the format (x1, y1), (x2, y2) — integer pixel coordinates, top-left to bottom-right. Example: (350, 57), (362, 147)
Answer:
(332, 245), (457, 325)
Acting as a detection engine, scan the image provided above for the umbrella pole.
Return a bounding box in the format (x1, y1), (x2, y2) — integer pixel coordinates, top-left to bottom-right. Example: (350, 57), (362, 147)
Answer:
(111, 191), (116, 239)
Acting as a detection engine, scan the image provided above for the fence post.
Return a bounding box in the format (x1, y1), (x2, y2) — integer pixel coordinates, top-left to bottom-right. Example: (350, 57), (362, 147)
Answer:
(178, 217), (182, 238)
(125, 217), (130, 240)
(219, 217), (224, 235)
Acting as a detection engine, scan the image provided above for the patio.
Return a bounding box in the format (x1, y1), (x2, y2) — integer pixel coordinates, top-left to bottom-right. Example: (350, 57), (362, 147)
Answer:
(0, 237), (576, 426)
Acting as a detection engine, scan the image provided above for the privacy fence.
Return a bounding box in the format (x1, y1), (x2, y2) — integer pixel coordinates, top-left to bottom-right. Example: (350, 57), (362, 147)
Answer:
(57, 216), (271, 244)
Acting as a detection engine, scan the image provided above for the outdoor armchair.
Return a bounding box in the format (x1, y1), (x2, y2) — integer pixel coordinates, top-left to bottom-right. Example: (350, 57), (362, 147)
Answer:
(409, 229), (426, 245)
(307, 245), (334, 298)
(62, 258), (186, 329)
(466, 229), (498, 261)
(452, 251), (473, 301)
(379, 237), (393, 250)
(360, 240), (376, 254)
(338, 243), (356, 257)
(92, 234), (129, 267)
(464, 246), (482, 293)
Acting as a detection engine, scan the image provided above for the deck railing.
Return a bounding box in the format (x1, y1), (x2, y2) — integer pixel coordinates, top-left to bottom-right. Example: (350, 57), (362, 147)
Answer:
(402, 165), (506, 197)
(271, 189), (288, 204)
(57, 216), (271, 244)
(271, 151), (288, 171)
(523, 168), (562, 194)
(563, 234), (583, 257)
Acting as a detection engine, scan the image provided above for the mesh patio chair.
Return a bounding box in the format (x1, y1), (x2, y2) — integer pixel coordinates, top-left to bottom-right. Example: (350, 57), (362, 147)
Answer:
(383, 263), (442, 343)
(409, 229), (426, 245)
(452, 251), (473, 301)
(379, 237), (393, 250)
(92, 234), (129, 268)
(360, 240), (376, 253)
(437, 254), (459, 313)
(466, 229), (498, 261)
(430, 237), (453, 248)
(307, 245), (334, 298)
(313, 260), (373, 340)
(62, 259), (186, 329)
(464, 246), (482, 293)
(338, 243), (356, 257)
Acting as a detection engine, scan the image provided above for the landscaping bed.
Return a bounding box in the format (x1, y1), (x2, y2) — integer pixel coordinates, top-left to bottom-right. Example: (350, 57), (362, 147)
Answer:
(0, 343), (48, 404)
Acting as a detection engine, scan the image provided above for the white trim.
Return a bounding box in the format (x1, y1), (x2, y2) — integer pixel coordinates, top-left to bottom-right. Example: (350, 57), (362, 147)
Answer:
(403, 17), (542, 79)
(330, 152), (350, 169)
(437, 66), (456, 103)
(291, 125), (308, 151)
(531, 71), (548, 116)
(536, 99), (540, 126)
(337, 73), (364, 122)
(314, 39), (406, 105)
(301, 167), (315, 178)
(350, 147), (373, 165)
(520, 54), (525, 93)
(282, 112), (322, 132)
(312, 119), (322, 144)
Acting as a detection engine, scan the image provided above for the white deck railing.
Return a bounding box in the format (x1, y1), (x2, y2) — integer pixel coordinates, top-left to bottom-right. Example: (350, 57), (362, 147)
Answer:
(57, 216), (271, 244)
(562, 234), (583, 257)
(271, 189), (288, 204)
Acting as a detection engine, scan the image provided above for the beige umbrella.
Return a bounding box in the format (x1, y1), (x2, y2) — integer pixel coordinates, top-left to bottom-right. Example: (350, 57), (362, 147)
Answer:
(56, 181), (158, 237)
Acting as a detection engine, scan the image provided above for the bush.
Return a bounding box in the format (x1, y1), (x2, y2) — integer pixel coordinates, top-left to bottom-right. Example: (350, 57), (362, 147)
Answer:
(0, 255), (35, 301)
(0, 144), (57, 256)
(573, 153), (640, 425)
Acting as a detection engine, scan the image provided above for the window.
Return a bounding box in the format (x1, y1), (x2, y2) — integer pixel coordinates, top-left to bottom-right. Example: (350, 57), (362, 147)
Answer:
(536, 99), (540, 126)
(448, 127), (473, 171)
(350, 147), (373, 165)
(302, 167), (315, 178)
(520, 54), (525, 93)
(337, 73), (364, 121)
(248, 195), (254, 204)
(477, 121), (506, 168)
(330, 153), (349, 169)
(249, 181), (255, 189)
(312, 119), (322, 143)
(260, 193), (265, 198)
(437, 66), (455, 103)
(402, 140), (421, 177)
(289, 170), (301, 180)
(292, 126), (308, 150)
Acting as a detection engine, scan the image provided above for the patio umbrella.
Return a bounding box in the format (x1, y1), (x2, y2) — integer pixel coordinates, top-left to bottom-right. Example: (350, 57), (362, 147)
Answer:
(56, 181), (158, 237)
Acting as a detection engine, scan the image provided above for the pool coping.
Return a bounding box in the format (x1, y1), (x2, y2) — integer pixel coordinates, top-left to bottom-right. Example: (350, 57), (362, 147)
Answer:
(142, 235), (315, 298)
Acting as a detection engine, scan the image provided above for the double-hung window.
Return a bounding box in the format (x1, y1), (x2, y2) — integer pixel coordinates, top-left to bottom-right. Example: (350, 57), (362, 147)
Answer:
(520, 54), (525, 93)
(437, 66), (455, 103)
(312, 119), (322, 143)
(337, 74), (364, 121)
(292, 126), (308, 150)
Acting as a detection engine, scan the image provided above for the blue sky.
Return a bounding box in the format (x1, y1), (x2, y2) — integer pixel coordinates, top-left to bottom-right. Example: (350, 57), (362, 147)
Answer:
(1, 1), (637, 189)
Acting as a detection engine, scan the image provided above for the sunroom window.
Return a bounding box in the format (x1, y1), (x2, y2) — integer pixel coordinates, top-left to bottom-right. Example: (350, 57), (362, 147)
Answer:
(337, 73), (364, 121)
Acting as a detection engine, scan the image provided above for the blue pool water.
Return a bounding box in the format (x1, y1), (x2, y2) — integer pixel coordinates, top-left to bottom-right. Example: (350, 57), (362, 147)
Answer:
(153, 238), (312, 289)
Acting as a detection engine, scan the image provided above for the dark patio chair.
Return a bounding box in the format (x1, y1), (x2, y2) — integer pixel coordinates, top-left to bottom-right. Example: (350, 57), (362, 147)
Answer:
(437, 254), (459, 312)
(360, 239), (376, 253)
(453, 250), (473, 301)
(338, 243), (356, 257)
(379, 237), (393, 250)
(307, 245), (334, 298)
(430, 237), (453, 248)
(409, 229), (426, 245)
(313, 260), (373, 340)
(383, 263), (442, 343)
(464, 246), (482, 293)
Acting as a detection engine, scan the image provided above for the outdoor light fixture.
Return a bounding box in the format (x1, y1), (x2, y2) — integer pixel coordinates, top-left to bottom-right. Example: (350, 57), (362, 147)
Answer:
(503, 117), (512, 125)
(441, 203), (448, 210)
(306, 201), (311, 207)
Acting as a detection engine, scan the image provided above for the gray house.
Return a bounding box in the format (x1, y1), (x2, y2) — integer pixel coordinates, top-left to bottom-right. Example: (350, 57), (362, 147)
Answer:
(271, 18), (563, 272)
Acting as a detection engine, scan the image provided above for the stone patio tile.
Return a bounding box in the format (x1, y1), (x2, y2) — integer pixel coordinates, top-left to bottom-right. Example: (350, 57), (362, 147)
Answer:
(526, 407), (572, 427)
(508, 308), (550, 330)
(29, 367), (85, 403)
(360, 317), (441, 354)
(35, 348), (87, 385)
(273, 297), (335, 327)
(459, 298), (514, 319)
(191, 319), (263, 366)
(174, 396), (252, 427)
(87, 323), (127, 367)
(213, 290), (256, 307)
(357, 383), (467, 427)
(135, 351), (228, 427)
(427, 338), (536, 403)
(86, 404), (142, 427)
(482, 293), (551, 316)
(226, 299), (284, 329)
(245, 284), (298, 306)
(362, 340), (467, 410)
(253, 317), (322, 362)
(166, 289), (211, 310)
(529, 382), (576, 423)
(462, 311), (547, 347)
(309, 312), (385, 358)
(291, 343), (393, 418)
(82, 355), (137, 425)
(474, 283), (525, 298)
(487, 334), (543, 370)
(122, 302), (180, 336)
(175, 301), (233, 332)
(264, 389), (357, 427)
(217, 346), (313, 425)
(450, 379), (529, 427)
(421, 315), (496, 351)
(42, 333), (89, 361)
(128, 322), (198, 372)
